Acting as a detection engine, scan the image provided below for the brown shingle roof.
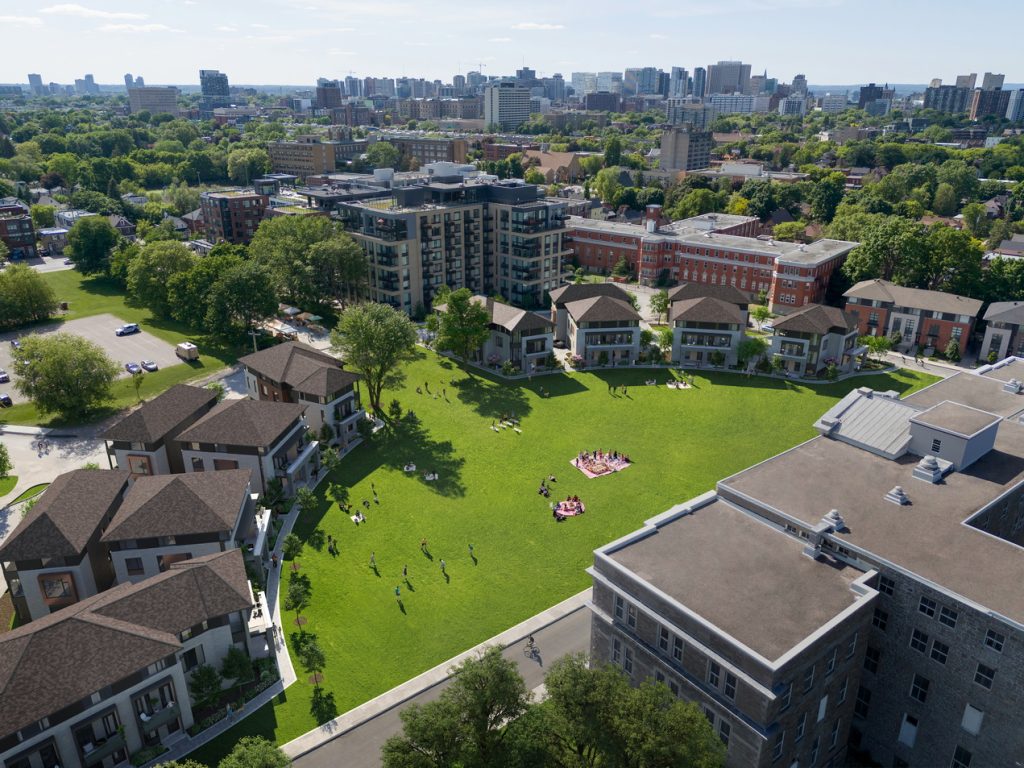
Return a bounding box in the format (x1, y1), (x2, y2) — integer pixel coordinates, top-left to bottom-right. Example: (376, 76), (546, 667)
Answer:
(0, 550), (249, 737)
(102, 384), (218, 444)
(102, 469), (254, 542)
(175, 399), (305, 447)
(565, 295), (642, 323)
(549, 282), (630, 307)
(239, 341), (360, 398)
(773, 303), (856, 336)
(667, 282), (750, 306)
(0, 470), (130, 560)
(844, 279), (983, 317)
(669, 296), (747, 325)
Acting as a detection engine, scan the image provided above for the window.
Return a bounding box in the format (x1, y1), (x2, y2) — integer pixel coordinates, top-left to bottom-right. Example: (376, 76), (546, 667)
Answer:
(771, 731), (784, 761)
(951, 746), (973, 768)
(939, 606), (958, 628)
(672, 636), (683, 662)
(719, 720), (730, 747)
(931, 438), (942, 454)
(803, 664), (815, 692)
(703, 707), (715, 726)
(181, 645), (205, 671)
(910, 674), (930, 703)
(614, 595), (625, 621)
(846, 632), (858, 659)
(190, 456), (205, 472)
(669, 680), (679, 697)
(878, 576), (895, 596)
(910, 629), (929, 653)
(825, 647), (837, 676)
(626, 603), (637, 629)
(974, 663), (995, 689)
(984, 629), (1005, 652)
(872, 607), (889, 631)
(919, 597), (937, 617)
(125, 557), (144, 576)
(931, 640), (949, 665)
(961, 704), (983, 736)
(864, 647), (880, 674)
(780, 682), (792, 711)
(159, 552), (191, 571)
(659, 626), (669, 652)
(611, 637), (621, 664)
(855, 686), (872, 719)
(830, 718), (841, 749)
(724, 672), (737, 700)
(898, 714), (919, 748)
(623, 647), (633, 675)
(810, 736), (820, 765)
(655, 669), (665, 683)
(795, 712), (806, 742)
(838, 676), (848, 704)
(708, 661), (721, 688)
(817, 694), (829, 723)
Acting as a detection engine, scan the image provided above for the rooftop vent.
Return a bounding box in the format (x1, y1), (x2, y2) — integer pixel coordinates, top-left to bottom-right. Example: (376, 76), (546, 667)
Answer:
(823, 508), (848, 532)
(1003, 378), (1022, 394)
(912, 454), (952, 484)
(884, 485), (910, 505)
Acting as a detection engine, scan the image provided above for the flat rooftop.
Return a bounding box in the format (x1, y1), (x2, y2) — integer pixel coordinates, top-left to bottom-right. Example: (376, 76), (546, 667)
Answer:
(904, 373), (1024, 420)
(720, 423), (1024, 625)
(978, 358), (1024, 384)
(910, 401), (1001, 437)
(607, 499), (864, 661)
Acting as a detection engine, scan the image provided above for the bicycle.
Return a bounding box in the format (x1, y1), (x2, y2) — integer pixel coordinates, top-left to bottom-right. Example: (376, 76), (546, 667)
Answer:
(524, 636), (539, 659)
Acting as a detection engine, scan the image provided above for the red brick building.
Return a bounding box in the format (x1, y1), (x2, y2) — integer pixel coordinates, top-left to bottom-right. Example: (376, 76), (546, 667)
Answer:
(199, 190), (269, 245)
(843, 279), (982, 355)
(0, 198), (36, 260)
(567, 209), (857, 313)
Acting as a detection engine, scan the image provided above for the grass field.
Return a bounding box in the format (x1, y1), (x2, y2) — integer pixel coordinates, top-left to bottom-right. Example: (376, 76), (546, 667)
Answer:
(0, 477), (16, 497)
(189, 352), (938, 764)
(0, 271), (243, 427)
(9, 483), (49, 504)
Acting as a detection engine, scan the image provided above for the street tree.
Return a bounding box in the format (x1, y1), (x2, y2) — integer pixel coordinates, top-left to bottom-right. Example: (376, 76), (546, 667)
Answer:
(126, 240), (195, 318)
(366, 141), (401, 169)
(66, 216), (120, 275)
(603, 136), (622, 166)
(330, 303), (418, 414)
(297, 635), (326, 689)
(11, 333), (120, 419)
(0, 442), (12, 479)
(649, 289), (670, 323)
(737, 336), (768, 367)
(433, 288), (491, 367)
(218, 737), (290, 768)
(205, 261), (278, 337)
(131, 369), (145, 402)
(284, 573), (310, 624)
(931, 182), (958, 216)
(591, 167), (622, 203)
(750, 303), (772, 330)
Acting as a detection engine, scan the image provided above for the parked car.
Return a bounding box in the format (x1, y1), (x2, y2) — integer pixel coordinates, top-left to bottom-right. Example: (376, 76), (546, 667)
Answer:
(140, 360), (158, 372)
(0, 394), (12, 408)
(125, 362), (142, 374)
(553, 339), (568, 349)
(0, 370), (8, 383)
(115, 323), (140, 336)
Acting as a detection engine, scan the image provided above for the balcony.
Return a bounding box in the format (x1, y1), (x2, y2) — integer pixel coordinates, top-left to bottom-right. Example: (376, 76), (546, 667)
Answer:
(139, 703), (178, 734)
(277, 439), (320, 479)
(511, 244), (540, 259)
(777, 343), (807, 359)
(82, 733), (125, 767)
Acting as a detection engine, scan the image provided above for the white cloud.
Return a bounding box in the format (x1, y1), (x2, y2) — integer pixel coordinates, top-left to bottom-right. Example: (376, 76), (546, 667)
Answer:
(511, 22), (563, 30)
(328, 48), (355, 55)
(0, 15), (41, 25)
(250, 22), (269, 28)
(216, 25), (237, 31)
(184, 0), (198, 5)
(40, 3), (146, 19)
(488, 36), (512, 42)
(649, 33), (667, 39)
(99, 22), (179, 31)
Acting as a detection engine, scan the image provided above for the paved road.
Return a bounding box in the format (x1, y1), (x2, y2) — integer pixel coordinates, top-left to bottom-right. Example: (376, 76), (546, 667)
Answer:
(293, 606), (591, 768)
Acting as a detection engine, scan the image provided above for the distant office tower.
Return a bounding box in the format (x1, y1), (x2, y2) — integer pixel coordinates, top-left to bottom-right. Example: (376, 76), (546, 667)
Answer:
(345, 76), (362, 98)
(1007, 89), (1024, 122)
(820, 93), (849, 113)
(625, 67), (660, 96)
(571, 72), (596, 97)
(929, 78), (943, 88)
(791, 73), (808, 95)
(597, 72), (622, 94)
(585, 92), (621, 111)
(544, 73), (566, 102)
(123, 73), (133, 90)
(27, 73), (43, 96)
(483, 81), (531, 130)
(692, 67), (707, 99)
(315, 78), (343, 109)
(200, 69), (230, 98)
(924, 85), (973, 113)
(982, 72), (1005, 91)
(467, 71), (487, 89)
(669, 67), (689, 98)
(660, 127), (713, 172)
(127, 86), (181, 116)
(747, 74), (766, 96)
(453, 74), (466, 94)
(134, 76), (144, 87)
(706, 61), (751, 95)
(955, 73), (978, 90)
(778, 95), (807, 116)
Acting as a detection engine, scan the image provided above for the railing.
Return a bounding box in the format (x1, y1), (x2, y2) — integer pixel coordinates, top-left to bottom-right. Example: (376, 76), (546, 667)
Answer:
(82, 732), (126, 767)
(139, 703), (178, 734)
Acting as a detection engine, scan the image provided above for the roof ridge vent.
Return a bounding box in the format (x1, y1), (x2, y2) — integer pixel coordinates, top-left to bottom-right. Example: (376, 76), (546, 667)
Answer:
(884, 485), (910, 505)
(1003, 378), (1022, 394)
(912, 454), (945, 483)
(823, 508), (848, 532)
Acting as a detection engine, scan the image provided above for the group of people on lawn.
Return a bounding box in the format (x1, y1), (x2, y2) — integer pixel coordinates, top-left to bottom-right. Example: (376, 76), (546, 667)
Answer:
(575, 449), (631, 475)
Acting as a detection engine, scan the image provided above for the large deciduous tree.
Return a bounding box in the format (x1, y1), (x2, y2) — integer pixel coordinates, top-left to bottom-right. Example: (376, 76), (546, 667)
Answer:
(218, 737), (290, 768)
(365, 141), (401, 169)
(167, 252), (245, 328)
(66, 216), (120, 275)
(649, 289), (670, 324)
(330, 303), (417, 414)
(226, 147), (271, 185)
(0, 264), (59, 328)
(12, 333), (120, 419)
(433, 289), (491, 367)
(205, 261), (278, 337)
(126, 240), (195, 317)
(809, 171), (846, 223)
(841, 216), (928, 285)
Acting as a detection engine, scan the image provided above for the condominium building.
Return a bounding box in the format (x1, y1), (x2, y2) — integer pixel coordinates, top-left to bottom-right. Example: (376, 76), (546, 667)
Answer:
(483, 82), (531, 130)
(199, 190), (268, 244)
(127, 86), (180, 116)
(590, 364), (1024, 768)
(980, 302), (1024, 360)
(267, 136), (337, 177)
(924, 85), (972, 114)
(708, 93), (756, 115)
(659, 128), (713, 172)
(969, 88), (1010, 121)
(820, 94), (850, 113)
(337, 177), (569, 312)
(382, 136), (469, 166)
(767, 303), (864, 377)
(705, 60), (751, 95)
(667, 283), (750, 367)
(665, 100), (718, 130)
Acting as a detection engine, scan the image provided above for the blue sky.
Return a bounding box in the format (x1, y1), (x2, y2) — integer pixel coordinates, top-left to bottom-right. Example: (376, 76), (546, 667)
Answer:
(1, 0), (1021, 86)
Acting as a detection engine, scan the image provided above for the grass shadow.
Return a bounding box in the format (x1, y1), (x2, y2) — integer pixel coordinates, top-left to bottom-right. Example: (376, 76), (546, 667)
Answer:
(453, 370), (532, 421)
(375, 413), (467, 498)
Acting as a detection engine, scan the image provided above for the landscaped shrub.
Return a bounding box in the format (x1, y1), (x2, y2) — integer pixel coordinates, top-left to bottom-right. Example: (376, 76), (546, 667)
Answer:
(130, 745), (168, 766)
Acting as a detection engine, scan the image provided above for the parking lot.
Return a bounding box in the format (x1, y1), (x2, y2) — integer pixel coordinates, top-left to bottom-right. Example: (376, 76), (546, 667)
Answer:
(0, 313), (182, 392)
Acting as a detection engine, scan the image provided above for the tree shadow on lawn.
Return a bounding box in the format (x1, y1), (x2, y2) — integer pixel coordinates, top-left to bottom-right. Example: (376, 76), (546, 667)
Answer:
(452, 368), (532, 421)
(379, 414), (466, 497)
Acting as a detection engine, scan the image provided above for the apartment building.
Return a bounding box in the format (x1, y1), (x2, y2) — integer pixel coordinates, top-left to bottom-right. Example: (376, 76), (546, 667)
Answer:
(0, 199), (36, 259)
(176, 399), (320, 496)
(980, 301), (1024, 360)
(199, 190), (268, 244)
(591, 365), (1024, 768)
(126, 86), (180, 116)
(667, 283), (750, 366)
(567, 213), (855, 312)
(382, 136), (469, 166)
(843, 279), (982, 356)
(338, 177), (569, 312)
(434, 295), (553, 373)
(483, 82), (531, 129)
(267, 136), (337, 177)
(768, 303), (864, 377)
(0, 550), (253, 768)
(238, 341), (364, 451)
(55, 209), (97, 229)
(558, 291), (642, 366)
(103, 384), (220, 478)
(660, 128), (713, 173)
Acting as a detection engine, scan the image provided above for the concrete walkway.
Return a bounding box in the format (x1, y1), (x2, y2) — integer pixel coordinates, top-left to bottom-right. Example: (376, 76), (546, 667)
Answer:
(287, 591), (592, 767)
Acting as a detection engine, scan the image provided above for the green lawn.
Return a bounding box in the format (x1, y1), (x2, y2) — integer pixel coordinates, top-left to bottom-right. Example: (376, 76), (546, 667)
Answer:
(10, 483), (48, 503)
(1, 271), (244, 427)
(0, 477), (16, 497)
(190, 353), (938, 764)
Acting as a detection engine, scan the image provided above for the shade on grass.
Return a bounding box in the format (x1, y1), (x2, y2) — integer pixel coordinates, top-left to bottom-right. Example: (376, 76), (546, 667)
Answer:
(189, 353), (938, 763)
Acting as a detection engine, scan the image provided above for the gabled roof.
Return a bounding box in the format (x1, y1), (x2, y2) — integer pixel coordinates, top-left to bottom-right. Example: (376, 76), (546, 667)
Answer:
(238, 341), (360, 398)
(0, 550), (249, 737)
(773, 303), (857, 336)
(438, 295), (552, 334)
(0, 470), (131, 560)
(667, 282), (750, 306)
(102, 469), (253, 542)
(670, 296), (747, 325)
(102, 384), (219, 444)
(565, 295), (641, 324)
(984, 301), (1024, 324)
(176, 398), (305, 447)
(549, 282), (630, 307)
(844, 279), (983, 317)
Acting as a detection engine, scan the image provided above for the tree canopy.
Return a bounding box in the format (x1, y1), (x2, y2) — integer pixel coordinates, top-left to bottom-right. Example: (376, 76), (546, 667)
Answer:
(11, 333), (120, 419)
(66, 216), (120, 275)
(433, 289), (492, 366)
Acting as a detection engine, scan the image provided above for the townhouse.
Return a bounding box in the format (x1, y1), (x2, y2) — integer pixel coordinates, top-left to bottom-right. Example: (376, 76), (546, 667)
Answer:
(768, 304), (864, 377)
(843, 279), (982, 356)
(668, 283), (751, 367)
(434, 295), (553, 373)
(563, 294), (642, 367)
(980, 301), (1024, 361)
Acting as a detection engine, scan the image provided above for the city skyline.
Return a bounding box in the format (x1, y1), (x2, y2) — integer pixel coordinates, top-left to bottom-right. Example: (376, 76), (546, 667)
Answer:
(1, 0), (1022, 87)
